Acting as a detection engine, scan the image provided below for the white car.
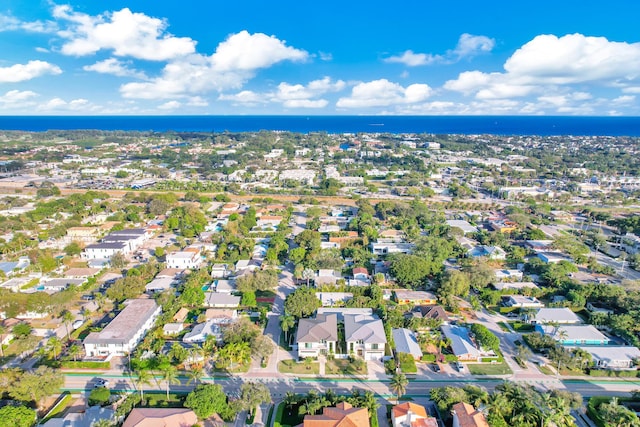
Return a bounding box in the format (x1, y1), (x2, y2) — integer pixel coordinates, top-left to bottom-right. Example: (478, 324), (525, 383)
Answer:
(94, 378), (110, 388)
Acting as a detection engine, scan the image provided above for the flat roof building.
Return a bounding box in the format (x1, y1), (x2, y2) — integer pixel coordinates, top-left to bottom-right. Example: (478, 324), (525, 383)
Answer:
(84, 299), (160, 358)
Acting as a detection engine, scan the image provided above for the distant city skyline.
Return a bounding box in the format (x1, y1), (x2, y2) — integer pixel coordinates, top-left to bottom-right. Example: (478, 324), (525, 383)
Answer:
(1, 1), (639, 116)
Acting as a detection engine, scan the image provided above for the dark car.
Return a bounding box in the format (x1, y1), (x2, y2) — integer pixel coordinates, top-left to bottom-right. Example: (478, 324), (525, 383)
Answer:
(432, 363), (441, 373)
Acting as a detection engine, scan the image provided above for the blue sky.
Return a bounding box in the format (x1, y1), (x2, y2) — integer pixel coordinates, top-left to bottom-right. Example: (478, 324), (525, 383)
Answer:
(1, 0), (640, 115)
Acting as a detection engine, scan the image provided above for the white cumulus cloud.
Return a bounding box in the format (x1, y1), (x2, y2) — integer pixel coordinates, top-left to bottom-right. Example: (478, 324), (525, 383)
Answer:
(36, 97), (92, 112)
(158, 100), (181, 110)
(452, 33), (495, 58)
(83, 58), (147, 79)
(385, 34), (494, 66)
(0, 90), (38, 103)
(53, 5), (196, 60)
(384, 50), (440, 67)
(0, 13), (57, 33)
(211, 30), (307, 72)
(0, 60), (62, 83)
(121, 31), (309, 100)
(337, 79), (432, 108)
(445, 33), (640, 100)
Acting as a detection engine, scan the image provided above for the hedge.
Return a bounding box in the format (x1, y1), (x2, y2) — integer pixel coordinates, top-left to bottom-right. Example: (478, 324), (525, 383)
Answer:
(61, 360), (111, 369)
(588, 369), (640, 378)
(421, 354), (436, 362)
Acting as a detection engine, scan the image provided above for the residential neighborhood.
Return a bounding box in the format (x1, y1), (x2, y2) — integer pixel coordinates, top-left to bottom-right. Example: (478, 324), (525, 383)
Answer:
(0, 129), (638, 426)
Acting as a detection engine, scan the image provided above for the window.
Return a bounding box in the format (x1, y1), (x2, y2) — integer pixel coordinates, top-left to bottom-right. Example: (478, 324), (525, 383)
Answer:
(371, 343), (379, 350)
(305, 343), (312, 349)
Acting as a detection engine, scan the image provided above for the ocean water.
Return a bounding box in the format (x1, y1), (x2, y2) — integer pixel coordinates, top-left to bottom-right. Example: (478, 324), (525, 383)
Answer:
(0, 115), (639, 136)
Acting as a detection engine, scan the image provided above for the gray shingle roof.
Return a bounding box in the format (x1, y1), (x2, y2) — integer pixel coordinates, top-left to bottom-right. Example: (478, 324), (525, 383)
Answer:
(296, 313), (338, 343)
(344, 314), (387, 344)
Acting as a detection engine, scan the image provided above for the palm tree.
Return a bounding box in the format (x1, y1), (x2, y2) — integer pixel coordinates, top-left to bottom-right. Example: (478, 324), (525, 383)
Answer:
(62, 310), (75, 341)
(0, 325), (5, 358)
(160, 366), (180, 400)
(186, 366), (203, 386)
(134, 369), (153, 403)
(68, 344), (81, 362)
(389, 372), (408, 402)
(302, 268), (315, 287)
(47, 337), (62, 360)
(280, 314), (295, 345)
(284, 391), (299, 409)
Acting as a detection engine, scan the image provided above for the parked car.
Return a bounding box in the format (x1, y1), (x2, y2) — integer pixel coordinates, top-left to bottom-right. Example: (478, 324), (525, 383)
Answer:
(94, 378), (109, 388)
(455, 361), (465, 372)
(432, 363), (441, 373)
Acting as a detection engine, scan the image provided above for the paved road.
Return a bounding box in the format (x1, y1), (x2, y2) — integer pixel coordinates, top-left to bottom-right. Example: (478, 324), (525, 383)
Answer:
(64, 372), (640, 398)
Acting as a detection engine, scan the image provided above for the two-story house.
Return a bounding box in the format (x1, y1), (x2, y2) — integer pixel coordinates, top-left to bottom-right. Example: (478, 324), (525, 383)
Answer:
(344, 314), (387, 361)
(296, 313), (338, 359)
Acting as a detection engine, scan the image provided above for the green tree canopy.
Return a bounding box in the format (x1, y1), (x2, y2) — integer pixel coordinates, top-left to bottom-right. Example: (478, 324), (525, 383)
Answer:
(185, 384), (234, 420)
(284, 287), (321, 318)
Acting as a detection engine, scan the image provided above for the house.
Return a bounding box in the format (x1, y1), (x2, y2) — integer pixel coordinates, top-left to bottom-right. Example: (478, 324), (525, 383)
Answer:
(316, 308), (373, 321)
(211, 263), (229, 278)
(407, 305), (449, 324)
(440, 325), (482, 361)
(344, 314), (387, 361)
(302, 402), (369, 427)
(165, 250), (203, 270)
(64, 268), (100, 278)
(173, 307), (189, 323)
(296, 313), (338, 358)
(536, 324), (611, 345)
(183, 320), (223, 343)
(394, 290), (438, 306)
(537, 252), (572, 264)
(203, 292), (241, 308)
(82, 241), (128, 260)
(204, 308), (238, 322)
(145, 277), (175, 293)
(162, 323), (184, 336)
(122, 408), (198, 427)
(451, 402), (489, 427)
(446, 220), (478, 235)
(352, 267), (370, 281)
(492, 282), (539, 291)
(392, 328), (423, 360)
(468, 245), (506, 260)
(494, 269), (524, 282)
(392, 403), (437, 427)
(371, 240), (415, 255)
(83, 299), (161, 357)
(315, 269), (342, 286)
(41, 404), (114, 427)
(40, 278), (85, 292)
(65, 226), (100, 244)
(316, 292), (353, 307)
(0, 256), (30, 276)
(565, 346), (640, 369)
(488, 220), (518, 233)
(504, 295), (544, 308)
(213, 279), (236, 294)
(586, 302), (614, 316)
(529, 308), (582, 324)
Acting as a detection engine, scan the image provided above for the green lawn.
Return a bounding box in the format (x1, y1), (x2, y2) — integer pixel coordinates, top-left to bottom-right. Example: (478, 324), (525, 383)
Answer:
(497, 322), (511, 332)
(509, 321), (534, 332)
(467, 362), (512, 375)
(41, 393), (73, 423)
(324, 358), (367, 376)
(278, 359), (320, 375)
(397, 353), (417, 374)
(142, 392), (187, 408)
(538, 364), (555, 375)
